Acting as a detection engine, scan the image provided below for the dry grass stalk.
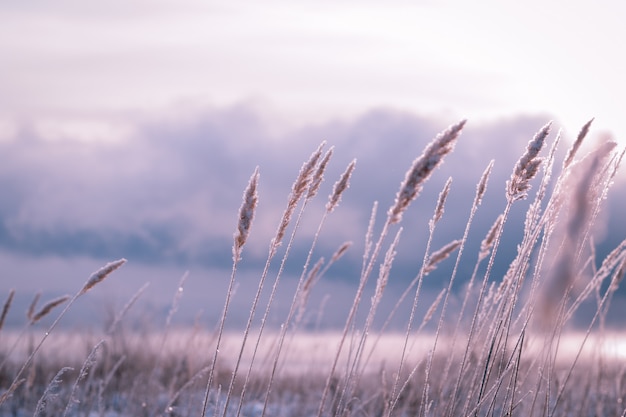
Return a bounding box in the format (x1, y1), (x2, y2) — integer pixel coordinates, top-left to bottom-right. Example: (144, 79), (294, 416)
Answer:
(254, 152), (356, 417)
(165, 272), (188, 329)
(362, 202), (378, 272)
(298, 242), (353, 318)
(339, 228), (403, 413)
(563, 117), (594, 168)
(424, 239), (462, 275)
(233, 167), (260, 261)
(106, 282), (149, 335)
(203, 169), (260, 417)
(479, 215), (504, 261)
(271, 142), (325, 256)
(296, 257), (326, 322)
(34, 367), (74, 417)
(230, 143), (333, 417)
(259, 189), (356, 415)
(63, 340), (104, 417)
(0, 289), (15, 333)
(0, 378), (25, 406)
(372, 228), (402, 307)
(575, 140), (618, 209)
(165, 365), (211, 414)
(30, 295), (70, 324)
(384, 124), (468, 414)
(475, 160), (494, 206)
(297, 242), (352, 324)
(80, 258), (127, 295)
(594, 239), (626, 286)
(26, 292), (41, 323)
(543, 140), (618, 318)
(389, 120), (466, 224)
(327, 159), (357, 213)
(506, 122), (551, 202)
(0, 259), (127, 407)
(330, 241), (352, 264)
(431, 177), (452, 228)
(524, 128), (562, 237)
(302, 257), (324, 294)
(465, 126), (557, 395)
(543, 145), (626, 320)
(446, 124), (554, 415)
(308, 147), (334, 200)
(420, 288), (446, 330)
(608, 258), (626, 292)
(99, 355), (127, 414)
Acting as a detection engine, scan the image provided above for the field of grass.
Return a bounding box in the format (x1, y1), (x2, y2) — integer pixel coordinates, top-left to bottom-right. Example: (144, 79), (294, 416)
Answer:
(1, 119), (626, 416)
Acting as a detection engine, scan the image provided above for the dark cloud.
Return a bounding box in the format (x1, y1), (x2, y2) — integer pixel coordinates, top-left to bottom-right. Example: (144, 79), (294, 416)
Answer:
(1, 106), (625, 328)
(0, 108), (619, 267)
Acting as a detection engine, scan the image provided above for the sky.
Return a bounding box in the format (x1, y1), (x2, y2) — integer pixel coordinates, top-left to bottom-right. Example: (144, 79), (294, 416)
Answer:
(1, 0), (625, 140)
(1, 0), (625, 328)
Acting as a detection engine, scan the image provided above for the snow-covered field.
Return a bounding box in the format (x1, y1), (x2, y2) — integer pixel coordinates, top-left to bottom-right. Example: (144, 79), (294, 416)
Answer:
(2, 328), (626, 416)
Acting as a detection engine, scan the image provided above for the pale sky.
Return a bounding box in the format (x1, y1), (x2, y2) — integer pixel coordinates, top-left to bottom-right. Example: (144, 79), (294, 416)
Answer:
(1, 0), (624, 142)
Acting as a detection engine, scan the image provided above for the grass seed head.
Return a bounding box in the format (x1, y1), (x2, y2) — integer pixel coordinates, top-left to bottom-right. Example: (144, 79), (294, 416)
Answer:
(330, 241), (352, 264)
(563, 118), (594, 168)
(479, 215), (503, 261)
(30, 295), (70, 324)
(422, 288), (446, 326)
(271, 142), (325, 254)
(26, 292), (42, 323)
(506, 122), (551, 202)
(0, 289), (15, 332)
(233, 167), (260, 261)
(327, 159), (356, 213)
(372, 228), (402, 306)
(308, 147), (334, 200)
(424, 239), (462, 275)
(475, 160), (494, 206)
(80, 259), (127, 295)
(431, 177), (452, 227)
(389, 120), (466, 224)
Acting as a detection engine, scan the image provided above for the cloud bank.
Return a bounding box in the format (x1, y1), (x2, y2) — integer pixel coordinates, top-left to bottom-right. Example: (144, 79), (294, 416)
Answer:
(1, 106), (624, 327)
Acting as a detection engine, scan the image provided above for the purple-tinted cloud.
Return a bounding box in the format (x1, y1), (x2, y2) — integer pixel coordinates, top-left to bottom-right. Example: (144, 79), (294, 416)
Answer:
(1, 106), (624, 328)
(1, 107), (622, 269)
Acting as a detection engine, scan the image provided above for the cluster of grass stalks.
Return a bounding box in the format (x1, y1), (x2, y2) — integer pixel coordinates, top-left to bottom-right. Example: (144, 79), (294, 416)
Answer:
(1, 118), (626, 416)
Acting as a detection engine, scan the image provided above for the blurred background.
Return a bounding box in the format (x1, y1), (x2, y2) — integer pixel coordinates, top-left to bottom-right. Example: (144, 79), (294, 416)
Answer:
(1, 0), (625, 329)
